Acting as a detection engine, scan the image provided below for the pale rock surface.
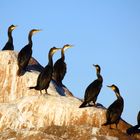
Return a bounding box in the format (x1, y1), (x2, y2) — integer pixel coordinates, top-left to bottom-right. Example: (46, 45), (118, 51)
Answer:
(0, 51), (139, 140)
(0, 51), (72, 103)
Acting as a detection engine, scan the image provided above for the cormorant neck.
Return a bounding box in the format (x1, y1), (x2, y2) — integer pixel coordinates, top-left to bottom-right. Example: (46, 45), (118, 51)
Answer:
(97, 72), (103, 82)
(48, 53), (53, 66)
(8, 30), (13, 43)
(115, 92), (122, 99)
(28, 33), (33, 46)
(61, 48), (65, 61)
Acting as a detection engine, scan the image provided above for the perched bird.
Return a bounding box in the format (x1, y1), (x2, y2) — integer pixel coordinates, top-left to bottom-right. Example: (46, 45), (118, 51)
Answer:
(79, 64), (103, 108)
(29, 47), (61, 94)
(2, 25), (17, 50)
(102, 84), (124, 129)
(127, 111), (140, 135)
(17, 29), (41, 76)
(53, 44), (73, 86)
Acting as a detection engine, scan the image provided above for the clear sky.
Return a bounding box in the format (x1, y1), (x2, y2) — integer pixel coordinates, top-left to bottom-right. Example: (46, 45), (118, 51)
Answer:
(0, 0), (140, 126)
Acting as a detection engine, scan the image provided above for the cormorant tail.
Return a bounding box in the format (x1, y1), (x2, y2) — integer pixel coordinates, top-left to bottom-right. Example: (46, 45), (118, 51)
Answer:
(127, 124), (140, 135)
(102, 122), (109, 126)
(79, 101), (87, 108)
(29, 86), (36, 89)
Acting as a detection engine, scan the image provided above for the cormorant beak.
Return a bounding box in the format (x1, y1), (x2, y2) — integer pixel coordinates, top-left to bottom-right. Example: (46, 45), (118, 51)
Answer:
(12, 25), (18, 30)
(93, 64), (97, 69)
(55, 47), (61, 51)
(107, 85), (113, 91)
(69, 45), (73, 48)
(63, 45), (73, 52)
(36, 29), (42, 32)
(32, 29), (42, 35)
(107, 85), (115, 91)
(52, 48), (61, 54)
(14, 25), (18, 28)
(56, 48), (61, 50)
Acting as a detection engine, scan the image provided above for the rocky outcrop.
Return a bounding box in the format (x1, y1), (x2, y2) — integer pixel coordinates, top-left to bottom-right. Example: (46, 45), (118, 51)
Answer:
(0, 51), (72, 103)
(0, 51), (139, 140)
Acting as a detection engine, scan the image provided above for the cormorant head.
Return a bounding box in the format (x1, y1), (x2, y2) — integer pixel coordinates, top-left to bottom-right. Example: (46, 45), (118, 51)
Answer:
(63, 44), (73, 52)
(49, 47), (61, 56)
(107, 84), (120, 94)
(29, 29), (41, 36)
(93, 64), (101, 73)
(8, 25), (17, 32)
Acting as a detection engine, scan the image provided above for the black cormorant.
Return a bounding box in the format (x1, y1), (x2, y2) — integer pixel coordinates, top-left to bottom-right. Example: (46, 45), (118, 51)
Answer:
(52, 44), (73, 86)
(102, 84), (124, 129)
(29, 47), (61, 94)
(127, 111), (140, 135)
(79, 64), (103, 108)
(17, 29), (41, 76)
(2, 25), (17, 50)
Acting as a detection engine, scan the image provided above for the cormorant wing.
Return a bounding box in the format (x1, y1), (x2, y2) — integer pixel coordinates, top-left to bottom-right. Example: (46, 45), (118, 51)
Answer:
(84, 79), (102, 102)
(18, 45), (32, 67)
(36, 65), (53, 89)
(53, 58), (66, 81)
(2, 42), (13, 50)
(107, 99), (124, 122)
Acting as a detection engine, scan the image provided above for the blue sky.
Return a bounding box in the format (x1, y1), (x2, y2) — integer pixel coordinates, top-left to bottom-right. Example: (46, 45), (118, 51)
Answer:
(0, 0), (140, 125)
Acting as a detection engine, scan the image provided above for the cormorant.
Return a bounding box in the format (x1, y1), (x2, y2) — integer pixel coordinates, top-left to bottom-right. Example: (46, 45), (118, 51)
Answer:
(17, 29), (41, 76)
(102, 84), (124, 129)
(127, 111), (140, 135)
(79, 64), (103, 108)
(2, 25), (17, 50)
(52, 44), (73, 86)
(29, 47), (61, 94)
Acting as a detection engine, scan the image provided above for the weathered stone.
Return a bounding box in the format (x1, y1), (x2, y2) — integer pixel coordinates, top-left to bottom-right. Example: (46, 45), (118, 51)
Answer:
(0, 51), (72, 103)
(0, 51), (139, 140)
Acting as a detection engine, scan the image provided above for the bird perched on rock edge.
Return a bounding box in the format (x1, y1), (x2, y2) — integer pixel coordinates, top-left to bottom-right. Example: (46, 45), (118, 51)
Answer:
(79, 64), (103, 108)
(52, 44), (73, 86)
(17, 29), (41, 76)
(2, 24), (17, 50)
(102, 84), (124, 129)
(29, 47), (61, 94)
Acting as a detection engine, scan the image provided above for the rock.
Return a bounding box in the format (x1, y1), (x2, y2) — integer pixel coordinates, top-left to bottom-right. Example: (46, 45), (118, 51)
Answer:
(0, 51), (140, 139)
(0, 51), (72, 103)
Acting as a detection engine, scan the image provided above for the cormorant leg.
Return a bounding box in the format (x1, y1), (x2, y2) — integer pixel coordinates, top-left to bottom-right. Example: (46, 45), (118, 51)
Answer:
(93, 102), (96, 107)
(45, 89), (49, 95)
(40, 90), (43, 94)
